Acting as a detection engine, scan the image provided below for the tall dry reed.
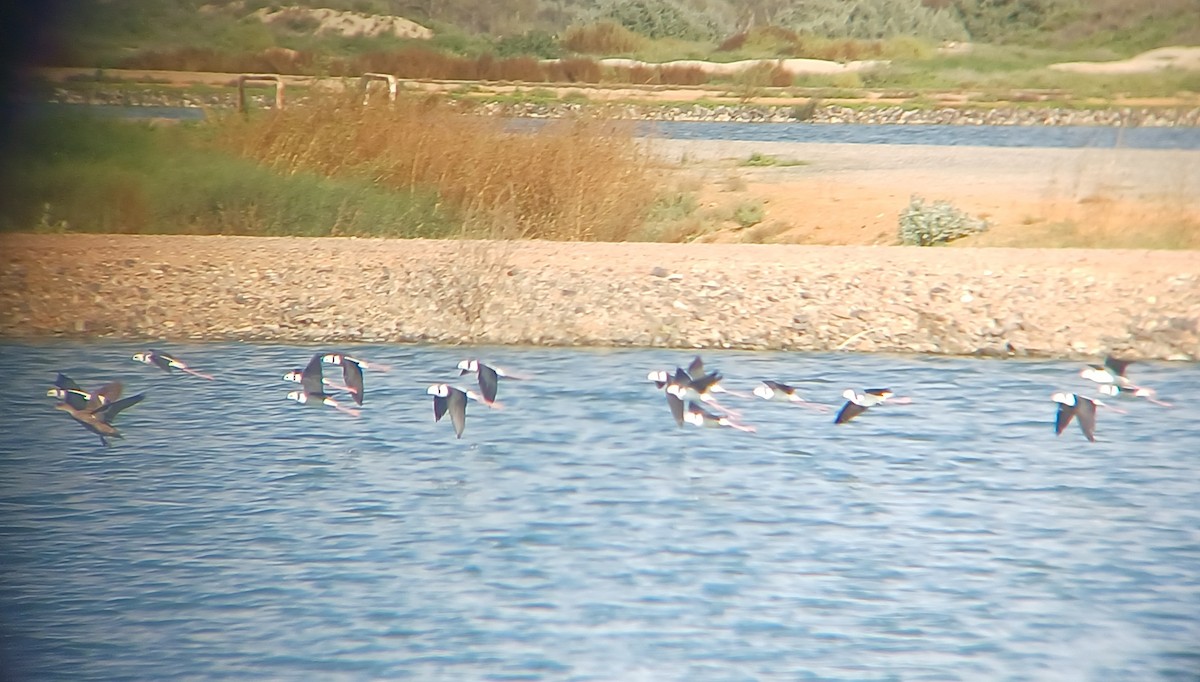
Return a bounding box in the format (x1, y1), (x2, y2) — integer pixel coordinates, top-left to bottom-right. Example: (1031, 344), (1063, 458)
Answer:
(215, 92), (661, 241)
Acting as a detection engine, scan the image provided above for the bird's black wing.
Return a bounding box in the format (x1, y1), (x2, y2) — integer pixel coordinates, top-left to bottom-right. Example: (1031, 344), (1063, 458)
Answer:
(300, 354), (325, 395)
(1054, 402), (1075, 436)
(342, 361), (364, 406)
(666, 391), (685, 427)
(691, 371), (723, 394)
(686, 356), (705, 380)
(1075, 397), (1097, 442)
(477, 363), (499, 404)
(62, 390), (90, 411)
(432, 394), (448, 422)
(835, 401), (866, 424)
(447, 388), (468, 438)
(53, 373), (89, 410)
(687, 402), (721, 422)
(87, 381), (124, 410)
(763, 380), (793, 393)
(149, 350), (174, 371)
(1104, 356), (1133, 378)
(94, 393), (145, 425)
(54, 373), (81, 391)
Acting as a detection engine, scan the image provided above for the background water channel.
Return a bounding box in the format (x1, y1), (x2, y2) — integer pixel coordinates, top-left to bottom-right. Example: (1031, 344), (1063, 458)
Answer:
(27, 102), (1200, 149)
(2, 342), (1198, 680)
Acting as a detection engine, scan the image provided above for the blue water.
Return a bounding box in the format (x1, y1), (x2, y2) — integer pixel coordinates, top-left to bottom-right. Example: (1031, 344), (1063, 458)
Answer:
(27, 102), (1200, 149)
(642, 120), (1200, 150)
(2, 341), (1199, 681)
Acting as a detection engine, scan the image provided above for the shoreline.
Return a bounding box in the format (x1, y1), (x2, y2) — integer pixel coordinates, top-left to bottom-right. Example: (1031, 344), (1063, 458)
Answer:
(2, 234), (1197, 360)
(33, 67), (1200, 128)
(40, 89), (1200, 128)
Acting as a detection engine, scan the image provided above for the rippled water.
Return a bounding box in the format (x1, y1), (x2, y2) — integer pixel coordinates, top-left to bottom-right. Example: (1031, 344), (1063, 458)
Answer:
(646, 120), (1200, 150)
(2, 342), (1199, 681)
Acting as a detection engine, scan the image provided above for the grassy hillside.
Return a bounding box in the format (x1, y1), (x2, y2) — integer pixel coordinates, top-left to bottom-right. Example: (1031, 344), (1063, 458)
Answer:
(39, 0), (1200, 71)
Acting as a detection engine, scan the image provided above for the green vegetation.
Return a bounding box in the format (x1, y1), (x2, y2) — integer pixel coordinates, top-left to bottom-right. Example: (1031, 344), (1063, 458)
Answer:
(0, 112), (454, 237)
(740, 152), (807, 168)
(1, 94), (663, 241)
(898, 195), (990, 246)
(35, 0), (1199, 98)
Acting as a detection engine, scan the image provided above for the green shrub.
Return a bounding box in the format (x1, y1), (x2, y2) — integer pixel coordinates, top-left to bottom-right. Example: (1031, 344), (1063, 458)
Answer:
(898, 195), (989, 245)
(602, 0), (717, 40)
(733, 200), (765, 228)
(778, 0), (968, 41)
(495, 30), (563, 58)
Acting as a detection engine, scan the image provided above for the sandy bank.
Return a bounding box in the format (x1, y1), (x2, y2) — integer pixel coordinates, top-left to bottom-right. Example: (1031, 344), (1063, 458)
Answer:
(2, 233), (1197, 360)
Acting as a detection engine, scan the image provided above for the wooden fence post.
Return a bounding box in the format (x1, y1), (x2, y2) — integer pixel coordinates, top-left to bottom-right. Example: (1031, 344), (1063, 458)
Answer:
(360, 72), (398, 104)
(237, 74), (286, 113)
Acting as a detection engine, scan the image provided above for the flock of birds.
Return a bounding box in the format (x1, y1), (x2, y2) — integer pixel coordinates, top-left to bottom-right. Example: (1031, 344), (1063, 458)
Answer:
(44, 348), (1170, 447)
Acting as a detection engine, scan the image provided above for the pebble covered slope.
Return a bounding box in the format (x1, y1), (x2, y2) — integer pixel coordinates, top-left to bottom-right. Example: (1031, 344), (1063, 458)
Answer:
(2, 234), (1197, 360)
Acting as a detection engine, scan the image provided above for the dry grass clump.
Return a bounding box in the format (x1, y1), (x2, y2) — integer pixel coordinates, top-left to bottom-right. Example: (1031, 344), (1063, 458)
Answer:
(119, 46), (315, 74)
(563, 22), (646, 54)
(215, 92), (661, 241)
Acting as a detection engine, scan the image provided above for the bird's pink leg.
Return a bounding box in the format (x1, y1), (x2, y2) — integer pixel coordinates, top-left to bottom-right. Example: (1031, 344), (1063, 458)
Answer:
(180, 367), (215, 380)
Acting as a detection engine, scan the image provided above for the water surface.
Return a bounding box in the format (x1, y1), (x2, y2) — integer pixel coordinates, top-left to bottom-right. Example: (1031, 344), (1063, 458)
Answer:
(27, 103), (1200, 149)
(2, 342), (1198, 680)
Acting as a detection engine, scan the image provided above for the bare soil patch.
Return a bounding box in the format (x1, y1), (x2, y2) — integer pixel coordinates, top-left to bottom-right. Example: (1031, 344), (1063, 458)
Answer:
(652, 141), (1200, 247)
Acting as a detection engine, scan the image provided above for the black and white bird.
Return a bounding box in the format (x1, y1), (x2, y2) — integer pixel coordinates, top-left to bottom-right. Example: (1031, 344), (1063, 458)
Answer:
(1051, 392), (1102, 442)
(132, 350), (214, 379)
(427, 381), (504, 439)
(457, 359), (524, 406)
(320, 353), (365, 406)
(1082, 356), (1167, 406)
(46, 373), (123, 410)
(682, 401), (755, 433)
(652, 358), (746, 428)
(650, 365), (739, 418)
(753, 380), (830, 412)
(53, 386), (145, 447)
(427, 383), (469, 438)
(834, 388), (895, 424)
(1080, 355), (1136, 389)
(286, 354), (360, 416)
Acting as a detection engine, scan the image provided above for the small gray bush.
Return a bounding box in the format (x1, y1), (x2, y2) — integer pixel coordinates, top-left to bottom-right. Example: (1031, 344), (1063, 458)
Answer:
(898, 195), (989, 246)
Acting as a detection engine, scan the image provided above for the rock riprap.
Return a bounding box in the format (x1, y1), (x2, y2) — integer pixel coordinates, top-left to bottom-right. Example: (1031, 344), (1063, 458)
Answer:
(2, 234), (1197, 360)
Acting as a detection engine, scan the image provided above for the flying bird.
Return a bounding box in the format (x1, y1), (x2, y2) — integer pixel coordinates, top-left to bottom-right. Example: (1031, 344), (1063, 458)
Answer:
(286, 354), (360, 416)
(320, 353), (366, 406)
(834, 388), (895, 424)
(132, 350), (214, 379)
(457, 359), (524, 406)
(46, 373), (124, 410)
(1051, 392), (1101, 442)
(682, 402), (756, 433)
(753, 380), (830, 412)
(427, 383), (469, 438)
(1082, 356), (1167, 405)
(54, 389), (145, 446)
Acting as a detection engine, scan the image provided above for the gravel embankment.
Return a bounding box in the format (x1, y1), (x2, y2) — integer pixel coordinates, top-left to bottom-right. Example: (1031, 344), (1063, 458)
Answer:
(2, 234), (1197, 360)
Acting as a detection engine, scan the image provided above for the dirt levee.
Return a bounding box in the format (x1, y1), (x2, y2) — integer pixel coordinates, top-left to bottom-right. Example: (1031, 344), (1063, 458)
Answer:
(2, 234), (1197, 360)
